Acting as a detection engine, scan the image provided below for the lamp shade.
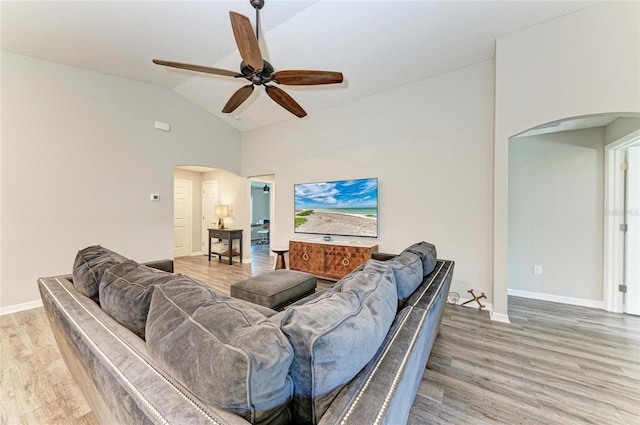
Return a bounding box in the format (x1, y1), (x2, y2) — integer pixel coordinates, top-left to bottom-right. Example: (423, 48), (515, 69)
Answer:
(214, 205), (230, 217)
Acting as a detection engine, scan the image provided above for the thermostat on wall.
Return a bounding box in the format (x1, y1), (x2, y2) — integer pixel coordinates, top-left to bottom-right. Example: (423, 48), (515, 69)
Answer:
(154, 121), (171, 132)
(150, 194), (160, 201)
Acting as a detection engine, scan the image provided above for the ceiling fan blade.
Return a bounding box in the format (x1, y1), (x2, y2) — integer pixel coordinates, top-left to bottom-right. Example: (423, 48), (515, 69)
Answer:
(229, 12), (263, 72)
(273, 70), (344, 86)
(264, 86), (307, 118)
(222, 85), (255, 113)
(153, 59), (240, 77)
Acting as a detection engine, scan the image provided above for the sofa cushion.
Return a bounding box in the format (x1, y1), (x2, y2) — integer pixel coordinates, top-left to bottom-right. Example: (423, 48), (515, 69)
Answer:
(99, 260), (175, 339)
(366, 251), (423, 303)
(72, 245), (128, 300)
(402, 241), (437, 276)
(276, 262), (397, 425)
(146, 276), (294, 425)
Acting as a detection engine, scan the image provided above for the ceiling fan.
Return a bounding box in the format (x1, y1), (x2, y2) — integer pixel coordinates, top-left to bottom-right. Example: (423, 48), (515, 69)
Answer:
(153, 0), (343, 118)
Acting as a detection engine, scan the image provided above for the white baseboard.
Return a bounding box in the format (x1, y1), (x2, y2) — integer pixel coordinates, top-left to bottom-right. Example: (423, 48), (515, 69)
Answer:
(490, 311), (511, 324)
(0, 300), (43, 316)
(191, 250), (204, 256)
(451, 296), (511, 324)
(508, 288), (604, 309)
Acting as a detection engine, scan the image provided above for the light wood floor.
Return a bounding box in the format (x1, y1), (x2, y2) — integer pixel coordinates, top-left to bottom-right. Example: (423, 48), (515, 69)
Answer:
(1, 246), (639, 424)
(410, 297), (640, 425)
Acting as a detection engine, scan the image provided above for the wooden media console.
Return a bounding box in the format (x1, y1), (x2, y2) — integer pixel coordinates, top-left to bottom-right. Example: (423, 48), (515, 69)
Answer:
(289, 240), (378, 280)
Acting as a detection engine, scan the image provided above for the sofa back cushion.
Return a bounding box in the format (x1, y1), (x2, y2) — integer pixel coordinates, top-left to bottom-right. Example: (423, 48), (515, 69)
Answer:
(146, 276), (294, 425)
(276, 262), (397, 424)
(402, 241), (437, 276)
(72, 245), (128, 300)
(99, 260), (175, 339)
(366, 251), (423, 303)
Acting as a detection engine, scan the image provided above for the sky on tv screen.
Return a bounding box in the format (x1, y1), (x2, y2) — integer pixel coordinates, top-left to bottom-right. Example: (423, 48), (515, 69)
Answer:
(294, 178), (378, 210)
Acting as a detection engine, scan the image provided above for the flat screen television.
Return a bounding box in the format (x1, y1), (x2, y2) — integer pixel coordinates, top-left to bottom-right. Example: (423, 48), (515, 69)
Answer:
(294, 177), (378, 238)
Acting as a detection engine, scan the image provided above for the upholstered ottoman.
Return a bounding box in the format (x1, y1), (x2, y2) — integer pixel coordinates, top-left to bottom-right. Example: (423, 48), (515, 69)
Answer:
(230, 270), (317, 311)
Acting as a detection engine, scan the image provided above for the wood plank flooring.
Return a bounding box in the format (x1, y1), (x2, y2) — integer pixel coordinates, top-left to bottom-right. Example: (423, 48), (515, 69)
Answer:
(0, 301), (97, 425)
(1, 246), (639, 424)
(410, 297), (640, 425)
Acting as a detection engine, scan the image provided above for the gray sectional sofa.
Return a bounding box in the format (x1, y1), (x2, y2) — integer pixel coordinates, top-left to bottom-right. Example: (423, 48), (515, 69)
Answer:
(38, 242), (454, 425)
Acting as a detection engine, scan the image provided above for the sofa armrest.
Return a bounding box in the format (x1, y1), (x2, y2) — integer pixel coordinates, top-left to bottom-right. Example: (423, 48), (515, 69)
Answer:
(317, 307), (431, 425)
(142, 259), (174, 273)
(371, 252), (397, 261)
(38, 275), (250, 425)
(317, 260), (454, 425)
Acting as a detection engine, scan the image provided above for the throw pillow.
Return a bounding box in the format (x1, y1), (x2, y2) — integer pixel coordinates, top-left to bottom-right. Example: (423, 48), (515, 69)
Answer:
(402, 241), (437, 276)
(146, 277), (294, 425)
(72, 245), (128, 300)
(366, 251), (423, 303)
(277, 264), (397, 425)
(99, 260), (175, 339)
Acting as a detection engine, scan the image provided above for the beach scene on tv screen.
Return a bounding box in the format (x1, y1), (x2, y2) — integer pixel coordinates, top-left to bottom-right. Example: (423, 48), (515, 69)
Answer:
(294, 178), (378, 237)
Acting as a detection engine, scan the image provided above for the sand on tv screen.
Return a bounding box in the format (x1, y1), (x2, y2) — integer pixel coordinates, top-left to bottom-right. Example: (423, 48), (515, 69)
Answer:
(294, 177), (378, 238)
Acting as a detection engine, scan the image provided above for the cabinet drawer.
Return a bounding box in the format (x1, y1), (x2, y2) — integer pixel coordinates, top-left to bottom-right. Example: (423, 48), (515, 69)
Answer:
(325, 245), (370, 279)
(209, 230), (226, 239)
(290, 241), (325, 275)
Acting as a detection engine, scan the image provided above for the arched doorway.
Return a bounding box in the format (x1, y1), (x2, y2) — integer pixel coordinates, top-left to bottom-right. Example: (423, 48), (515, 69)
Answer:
(501, 113), (640, 317)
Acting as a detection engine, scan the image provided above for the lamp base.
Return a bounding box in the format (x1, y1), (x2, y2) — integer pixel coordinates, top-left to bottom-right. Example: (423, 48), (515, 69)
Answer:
(218, 218), (225, 229)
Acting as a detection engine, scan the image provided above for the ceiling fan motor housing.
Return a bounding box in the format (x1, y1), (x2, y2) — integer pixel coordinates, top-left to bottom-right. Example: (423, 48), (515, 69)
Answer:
(241, 60), (274, 85)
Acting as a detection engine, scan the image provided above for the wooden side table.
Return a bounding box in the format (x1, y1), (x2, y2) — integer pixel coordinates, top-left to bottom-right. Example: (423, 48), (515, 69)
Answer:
(208, 228), (243, 265)
(271, 248), (289, 270)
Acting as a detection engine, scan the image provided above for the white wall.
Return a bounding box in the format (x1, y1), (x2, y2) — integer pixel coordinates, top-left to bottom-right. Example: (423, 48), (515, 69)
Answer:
(508, 128), (605, 304)
(242, 61), (495, 302)
(494, 2), (640, 318)
(0, 52), (241, 310)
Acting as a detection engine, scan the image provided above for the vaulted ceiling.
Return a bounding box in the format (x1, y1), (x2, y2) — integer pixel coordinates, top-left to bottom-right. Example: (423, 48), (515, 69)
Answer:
(1, 1), (600, 131)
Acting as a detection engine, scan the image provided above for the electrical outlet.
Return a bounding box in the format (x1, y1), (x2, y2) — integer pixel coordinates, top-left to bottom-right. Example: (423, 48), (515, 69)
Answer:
(533, 265), (542, 275)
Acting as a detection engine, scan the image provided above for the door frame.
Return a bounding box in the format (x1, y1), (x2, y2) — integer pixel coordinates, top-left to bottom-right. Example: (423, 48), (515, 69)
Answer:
(202, 180), (219, 255)
(173, 178), (193, 258)
(625, 145), (640, 314)
(604, 129), (640, 312)
(248, 175), (276, 261)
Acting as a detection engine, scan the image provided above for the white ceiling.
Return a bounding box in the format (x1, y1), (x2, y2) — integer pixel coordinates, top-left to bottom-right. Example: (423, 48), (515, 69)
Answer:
(1, 0), (601, 132)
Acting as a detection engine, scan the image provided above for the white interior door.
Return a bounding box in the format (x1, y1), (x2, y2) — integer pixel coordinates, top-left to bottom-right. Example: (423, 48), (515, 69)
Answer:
(625, 146), (640, 315)
(174, 179), (192, 258)
(202, 180), (219, 253)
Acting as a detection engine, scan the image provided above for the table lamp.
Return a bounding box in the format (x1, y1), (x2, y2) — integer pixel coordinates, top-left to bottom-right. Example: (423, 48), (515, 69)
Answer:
(214, 204), (230, 229)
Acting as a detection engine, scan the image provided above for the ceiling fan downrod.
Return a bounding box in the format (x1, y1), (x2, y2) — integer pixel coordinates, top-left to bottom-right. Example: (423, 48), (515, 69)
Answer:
(250, 0), (264, 41)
